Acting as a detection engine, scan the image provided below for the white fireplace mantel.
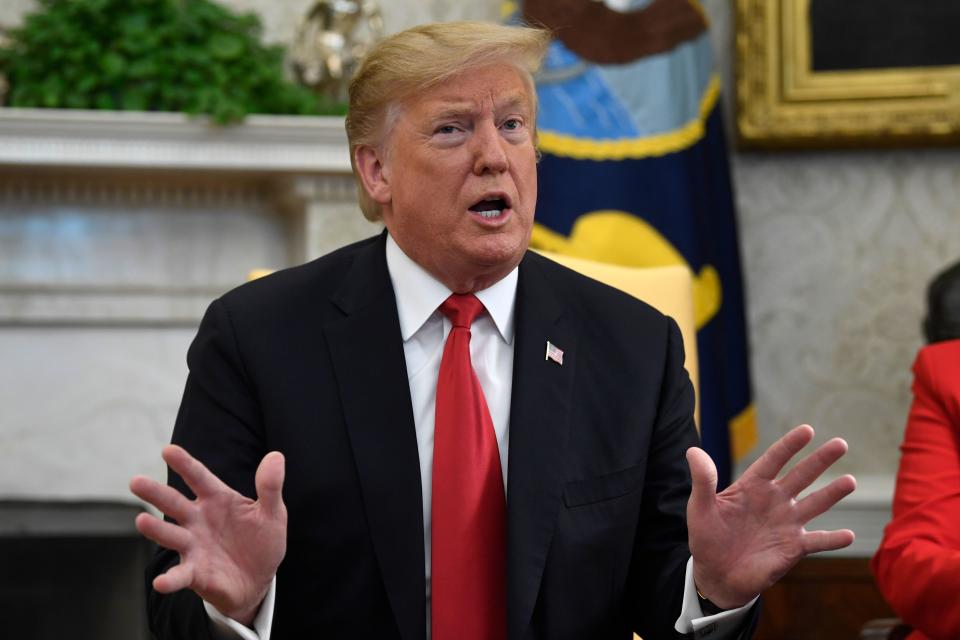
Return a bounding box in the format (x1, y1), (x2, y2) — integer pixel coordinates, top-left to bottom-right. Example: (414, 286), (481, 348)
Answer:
(0, 107), (352, 173)
(0, 108), (379, 502)
(0, 108), (378, 327)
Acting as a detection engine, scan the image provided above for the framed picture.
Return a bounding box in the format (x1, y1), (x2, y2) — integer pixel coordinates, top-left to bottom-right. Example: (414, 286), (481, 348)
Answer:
(736, 0), (960, 148)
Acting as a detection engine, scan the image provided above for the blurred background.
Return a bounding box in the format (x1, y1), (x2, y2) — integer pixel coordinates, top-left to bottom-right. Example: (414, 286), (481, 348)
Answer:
(0, 0), (957, 638)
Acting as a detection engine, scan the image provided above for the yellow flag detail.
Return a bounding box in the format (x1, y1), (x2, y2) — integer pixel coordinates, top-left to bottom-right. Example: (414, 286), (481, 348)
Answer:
(530, 211), (721, 329)
(730, 403), (758, 463)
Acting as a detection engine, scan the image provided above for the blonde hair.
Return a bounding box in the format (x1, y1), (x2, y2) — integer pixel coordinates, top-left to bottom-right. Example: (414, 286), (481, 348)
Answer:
(345, 21), (551, 221)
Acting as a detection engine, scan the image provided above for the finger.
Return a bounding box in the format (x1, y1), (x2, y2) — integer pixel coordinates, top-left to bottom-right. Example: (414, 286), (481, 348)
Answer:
(802, 528), (855, 555)
(153, 561), (195, 594)
(255, 451), (286, 518)
(162, 444), (227, 499)
(686, 447), (718, 513)
(135, 512), (192, 551)
(130, 475), (194, 523)
(777, 438), (849, 497)
(796, 474), (857, 522)
(743, 424), (815, 481)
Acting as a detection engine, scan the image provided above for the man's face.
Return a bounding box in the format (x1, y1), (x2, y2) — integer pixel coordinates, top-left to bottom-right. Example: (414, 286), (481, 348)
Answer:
(367, 63), (538, 292)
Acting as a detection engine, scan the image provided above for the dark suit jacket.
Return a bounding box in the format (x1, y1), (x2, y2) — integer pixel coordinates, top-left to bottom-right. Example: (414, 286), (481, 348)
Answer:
(147, 232), (752, 639)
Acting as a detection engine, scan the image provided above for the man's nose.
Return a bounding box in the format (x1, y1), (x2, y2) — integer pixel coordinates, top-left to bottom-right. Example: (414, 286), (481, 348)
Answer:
(472, 123), (509, 175)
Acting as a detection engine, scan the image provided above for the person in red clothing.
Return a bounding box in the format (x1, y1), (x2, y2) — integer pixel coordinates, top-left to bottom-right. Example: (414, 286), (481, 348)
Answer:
(872, 260), (960, 640)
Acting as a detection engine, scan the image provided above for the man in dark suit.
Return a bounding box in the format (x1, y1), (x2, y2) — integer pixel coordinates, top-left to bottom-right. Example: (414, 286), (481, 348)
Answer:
(130, 21), (857, 640)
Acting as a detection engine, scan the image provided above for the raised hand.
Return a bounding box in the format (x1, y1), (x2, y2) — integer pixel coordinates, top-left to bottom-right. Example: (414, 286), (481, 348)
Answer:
(686, 424), (856, 609)
(129, 444), (287, 627)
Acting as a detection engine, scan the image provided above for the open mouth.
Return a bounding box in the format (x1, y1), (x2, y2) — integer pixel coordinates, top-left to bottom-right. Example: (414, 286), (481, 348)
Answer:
(468, 196), (510, 219)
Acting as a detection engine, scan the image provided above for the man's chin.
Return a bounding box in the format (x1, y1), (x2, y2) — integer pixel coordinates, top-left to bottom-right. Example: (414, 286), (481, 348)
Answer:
(465, 242), (525, 273)
(469, 228), (530, 263)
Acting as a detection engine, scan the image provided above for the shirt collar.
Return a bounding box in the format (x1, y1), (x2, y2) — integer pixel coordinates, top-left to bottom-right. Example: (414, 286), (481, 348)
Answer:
(385, 233), (517, 344)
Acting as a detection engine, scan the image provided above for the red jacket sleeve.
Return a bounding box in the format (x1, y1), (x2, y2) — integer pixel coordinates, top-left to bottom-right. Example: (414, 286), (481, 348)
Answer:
(871, 342), (960, 640)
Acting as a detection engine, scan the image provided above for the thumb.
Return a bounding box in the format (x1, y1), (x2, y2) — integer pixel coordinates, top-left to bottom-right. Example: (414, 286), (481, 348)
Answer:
(255, 451), (286, 517)
(686, 447), (718, 513)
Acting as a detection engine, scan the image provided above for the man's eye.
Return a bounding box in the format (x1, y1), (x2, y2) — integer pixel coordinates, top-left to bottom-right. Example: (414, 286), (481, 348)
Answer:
(502, 118), (523, 131)
(436, 125), (460, 134)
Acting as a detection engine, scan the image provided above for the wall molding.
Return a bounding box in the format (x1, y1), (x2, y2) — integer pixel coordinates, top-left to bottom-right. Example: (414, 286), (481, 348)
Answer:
(807, 474), (894, 558)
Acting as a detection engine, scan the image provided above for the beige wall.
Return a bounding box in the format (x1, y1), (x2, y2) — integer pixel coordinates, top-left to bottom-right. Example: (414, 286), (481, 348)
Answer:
(0, 0), (500, 44)
(701, 0), (960, 478)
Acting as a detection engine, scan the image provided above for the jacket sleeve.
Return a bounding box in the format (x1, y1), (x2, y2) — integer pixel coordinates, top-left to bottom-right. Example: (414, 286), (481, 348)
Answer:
(146, 296), (269, 640)
(872, 347), (960, 640)
(627, 319), (758, 639)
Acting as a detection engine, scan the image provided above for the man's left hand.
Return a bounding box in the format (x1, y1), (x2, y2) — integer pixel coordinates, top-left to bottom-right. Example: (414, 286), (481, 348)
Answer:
(686, 424), (856, 609)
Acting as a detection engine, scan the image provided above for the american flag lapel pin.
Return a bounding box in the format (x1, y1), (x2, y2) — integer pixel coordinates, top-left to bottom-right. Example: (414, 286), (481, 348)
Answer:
(545, 340), (564, 366)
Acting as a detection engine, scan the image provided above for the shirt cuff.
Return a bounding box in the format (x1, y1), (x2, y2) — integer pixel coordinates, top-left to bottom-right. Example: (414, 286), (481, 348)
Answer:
(674, 557), (759, 638)
(204, 577), (276, 640)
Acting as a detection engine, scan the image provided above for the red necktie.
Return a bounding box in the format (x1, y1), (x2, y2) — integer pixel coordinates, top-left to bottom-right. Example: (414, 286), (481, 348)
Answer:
(432, 293), (507, 640)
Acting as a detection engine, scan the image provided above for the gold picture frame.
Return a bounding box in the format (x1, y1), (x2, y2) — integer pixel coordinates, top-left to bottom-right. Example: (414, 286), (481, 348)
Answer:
(736, 0), (960, 148)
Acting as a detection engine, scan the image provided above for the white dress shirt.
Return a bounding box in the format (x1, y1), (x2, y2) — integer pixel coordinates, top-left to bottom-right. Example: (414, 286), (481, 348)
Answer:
(205, 233), (754, 639)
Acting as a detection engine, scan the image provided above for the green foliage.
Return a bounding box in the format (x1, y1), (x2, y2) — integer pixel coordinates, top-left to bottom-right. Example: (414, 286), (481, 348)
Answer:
(0, 0), (347, 123)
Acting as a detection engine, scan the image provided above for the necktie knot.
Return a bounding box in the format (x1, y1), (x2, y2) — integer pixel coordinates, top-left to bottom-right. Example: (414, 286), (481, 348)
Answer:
(440, 293), (484, 329)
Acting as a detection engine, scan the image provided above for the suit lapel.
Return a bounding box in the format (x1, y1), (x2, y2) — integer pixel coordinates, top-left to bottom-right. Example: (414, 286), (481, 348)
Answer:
(506, 253), (577, 640)
(323, 235), (426, 640)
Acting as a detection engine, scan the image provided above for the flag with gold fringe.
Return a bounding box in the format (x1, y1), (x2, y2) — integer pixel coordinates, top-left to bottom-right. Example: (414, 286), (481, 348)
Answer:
(509, 0), (756, 487)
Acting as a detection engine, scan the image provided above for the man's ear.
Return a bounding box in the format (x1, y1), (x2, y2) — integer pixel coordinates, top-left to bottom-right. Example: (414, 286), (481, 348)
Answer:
(354, 145), (391, 205)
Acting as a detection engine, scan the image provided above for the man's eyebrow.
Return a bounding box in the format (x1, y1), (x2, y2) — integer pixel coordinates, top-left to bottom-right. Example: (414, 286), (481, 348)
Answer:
(494, 94), (531, 114)
(426, 94), (532, 121)
(428, 104), (478, 121)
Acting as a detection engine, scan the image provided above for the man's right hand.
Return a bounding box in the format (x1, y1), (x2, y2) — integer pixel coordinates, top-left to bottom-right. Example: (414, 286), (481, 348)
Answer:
(130, 445), (287, 627)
